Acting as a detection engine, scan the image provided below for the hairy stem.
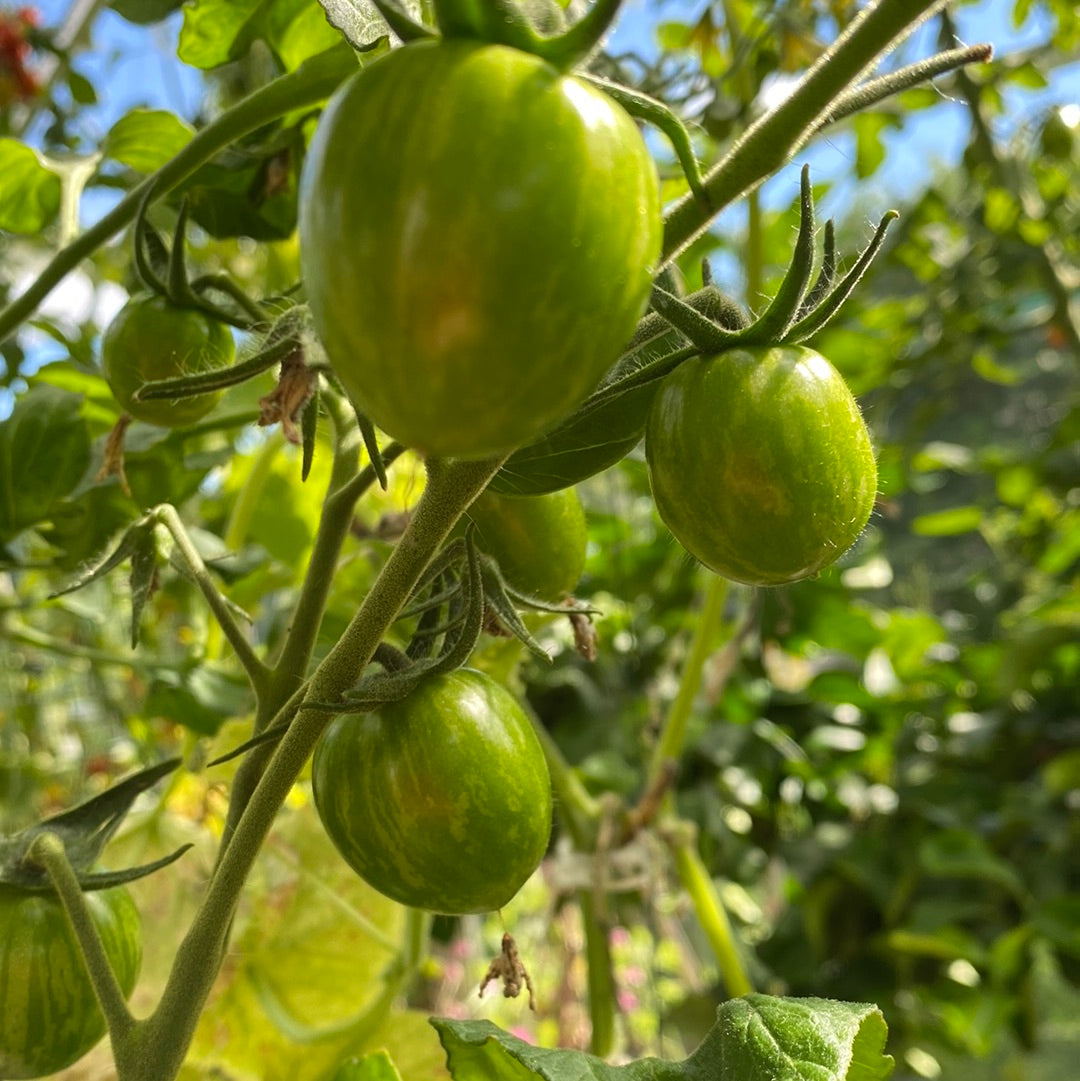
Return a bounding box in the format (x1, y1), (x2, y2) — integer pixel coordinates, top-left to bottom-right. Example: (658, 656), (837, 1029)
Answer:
(27, 832), (136, 1040)
(662, 0), (948, 261)
(116, 455), (502, 1081)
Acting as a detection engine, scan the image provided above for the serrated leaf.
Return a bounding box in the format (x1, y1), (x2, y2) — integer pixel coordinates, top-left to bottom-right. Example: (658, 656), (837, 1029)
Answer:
(434, 995), (894, 1081)
(0, 385), (90, 541)
(318, 0), (423, 49)
(105, 109), (195, 173)
(0, 138), (61, 233)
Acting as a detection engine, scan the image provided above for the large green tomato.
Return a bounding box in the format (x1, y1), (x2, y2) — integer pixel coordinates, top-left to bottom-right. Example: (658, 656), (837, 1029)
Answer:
(299, 39), (661, 460)
(312, 669), (552, 914)
(646, 346), (877, 585)
(0, 885), (141, 1079)
(466, 487), (587, 599)
(102, 295), (235, 427)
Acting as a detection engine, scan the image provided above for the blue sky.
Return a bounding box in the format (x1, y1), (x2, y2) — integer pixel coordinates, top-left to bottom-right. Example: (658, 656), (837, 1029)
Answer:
(12, 0), (1080, 353)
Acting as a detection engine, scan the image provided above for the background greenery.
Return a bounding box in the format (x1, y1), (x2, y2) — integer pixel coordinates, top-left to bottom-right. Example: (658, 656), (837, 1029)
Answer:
(0, 0), (1077, 1078)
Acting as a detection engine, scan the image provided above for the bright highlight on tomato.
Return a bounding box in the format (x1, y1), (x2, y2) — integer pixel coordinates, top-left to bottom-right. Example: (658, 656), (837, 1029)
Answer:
(0, 885), (141, 1079)
(646, 346), (877, 586)
(102, 295), (235, 428)
(299, 39), (661, 460)
(312, 670), (552, 915)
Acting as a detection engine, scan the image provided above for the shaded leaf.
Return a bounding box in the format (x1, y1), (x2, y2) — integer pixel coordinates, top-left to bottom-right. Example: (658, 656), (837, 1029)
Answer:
(105, 109), (195, 173)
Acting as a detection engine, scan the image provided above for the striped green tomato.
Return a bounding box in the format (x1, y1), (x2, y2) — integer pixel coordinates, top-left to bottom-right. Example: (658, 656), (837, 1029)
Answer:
(646, 346), (877, 585)
(299, 39), (661, 459)
(0, 885), (141, 1079)
(312, 670), (552, 914)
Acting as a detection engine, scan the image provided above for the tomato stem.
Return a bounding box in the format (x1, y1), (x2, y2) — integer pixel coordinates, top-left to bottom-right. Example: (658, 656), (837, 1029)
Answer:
(26, 832), (137, 1041)
(663, 822), (753, 998)
(152, 504), (271, 695)
(123, 455), (503, 1081)
(661, 0), (971, 261)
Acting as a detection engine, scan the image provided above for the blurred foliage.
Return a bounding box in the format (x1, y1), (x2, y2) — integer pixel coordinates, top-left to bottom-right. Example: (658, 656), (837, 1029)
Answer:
(0, 0), (1077, 1078)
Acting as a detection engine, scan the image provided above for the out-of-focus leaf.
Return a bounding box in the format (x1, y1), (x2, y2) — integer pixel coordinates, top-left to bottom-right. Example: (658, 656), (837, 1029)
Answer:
(911, 506), (983, 536)
(0, 139), (62, 233)
(330, 1051), (403, 1081)
(144, 666), (251, 736)
(0, 385), (90, 541)
(105, 109), (195, 173)
(111, 0), (185, 23)
(180, 0), (342, 70)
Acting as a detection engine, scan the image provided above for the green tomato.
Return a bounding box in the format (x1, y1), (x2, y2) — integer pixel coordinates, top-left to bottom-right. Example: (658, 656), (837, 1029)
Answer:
(299, 39), (661, 460)
(467, 486), (587, 599)
(0, 885), (141, 1079)
(646, 346), (877, 586)
(102, 295), (235, 428)
(312, 669), (552, 914)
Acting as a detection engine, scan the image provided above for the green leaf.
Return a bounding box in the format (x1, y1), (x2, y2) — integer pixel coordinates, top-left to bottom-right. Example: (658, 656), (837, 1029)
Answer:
(105, 109), (195, 173)
(0, 139), (62, 234)
(144, 666), (251, 736)
(331, 1051), (404, 1081)
(434, 995), (894, 1080)
(911, 506), (983, 536)
(111, 0), (185, 22)
(0, 385), (90, 542)
(180, 0), (342, 70)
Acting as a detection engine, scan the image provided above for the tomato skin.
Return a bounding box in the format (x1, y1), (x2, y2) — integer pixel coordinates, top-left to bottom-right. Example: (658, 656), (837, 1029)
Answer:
(0, 885), (141, 1079)
(299, 39), (661, 460)
(646, 346), (877, 586)
(102, 295), (235, 428)
(466, 487), (586, 599)
(312, 670), (552, 914)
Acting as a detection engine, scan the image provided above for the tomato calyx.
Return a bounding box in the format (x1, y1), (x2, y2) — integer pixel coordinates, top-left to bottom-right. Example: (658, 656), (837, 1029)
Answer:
(652, 166), (899, 362)
(0, 758), (190, 893)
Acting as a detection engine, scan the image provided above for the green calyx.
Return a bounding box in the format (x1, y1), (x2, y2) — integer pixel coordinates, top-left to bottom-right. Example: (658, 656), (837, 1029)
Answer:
(371, 0), (621, 71)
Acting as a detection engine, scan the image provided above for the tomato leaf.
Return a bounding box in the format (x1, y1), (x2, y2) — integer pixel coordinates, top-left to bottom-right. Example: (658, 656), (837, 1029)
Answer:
(180, 0), (342, 71)
(435, 996), (894, 1081)
(330, 1051), (404, 1080)
(0, 385), (90, 543)
(0, 139), (62, 234)
(105, 109), (195, 173)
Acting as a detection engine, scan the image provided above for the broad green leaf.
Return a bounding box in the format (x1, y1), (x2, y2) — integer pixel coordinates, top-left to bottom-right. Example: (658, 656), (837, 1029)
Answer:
(0, 384), (90, 542)
(0, 138), (62, 233)
(105, 109), (195, 173)
(181, 0), (341, 70)
(331, 1051), (404, 1080)
(434, 995), (894, 1081)
(918, 830), (1027, 899)
(911, 506), (983, 536)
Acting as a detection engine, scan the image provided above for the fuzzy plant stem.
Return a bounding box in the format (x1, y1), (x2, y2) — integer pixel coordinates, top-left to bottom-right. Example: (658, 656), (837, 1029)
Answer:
(111, 455), (503, 1081)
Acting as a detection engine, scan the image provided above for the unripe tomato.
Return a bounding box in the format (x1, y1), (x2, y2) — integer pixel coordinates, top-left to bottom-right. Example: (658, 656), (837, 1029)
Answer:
(466, 487), (587, 599)
(646, 346), (877, 585)
(0, 885), (141, 1079)
(312, 670), (552, 914)
(299, 39), (661, 459)
(102, 295), (235, 427)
